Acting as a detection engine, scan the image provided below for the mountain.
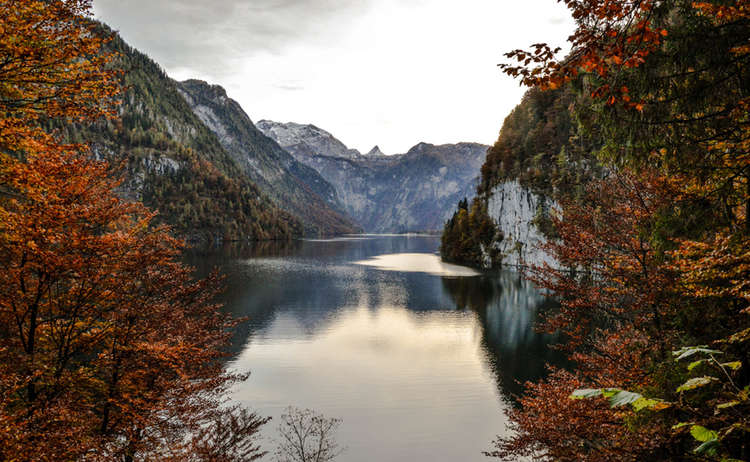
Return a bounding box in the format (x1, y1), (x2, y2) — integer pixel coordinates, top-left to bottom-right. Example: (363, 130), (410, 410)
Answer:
(63, 26), (304, 243)
(364, 146), (387, 157)
(257, 121), (487, 233)
(176, 80), (359, 236)
(256, 121), (361, 160)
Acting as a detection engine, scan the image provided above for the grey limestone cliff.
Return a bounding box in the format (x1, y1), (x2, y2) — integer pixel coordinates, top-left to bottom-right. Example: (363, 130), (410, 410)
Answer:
(485, 180), (557, 268)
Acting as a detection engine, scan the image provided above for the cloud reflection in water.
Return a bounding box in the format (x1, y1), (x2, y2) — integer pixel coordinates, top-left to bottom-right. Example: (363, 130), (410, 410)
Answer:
(187, 237), (563, 462)
(354, 253), (480, 277)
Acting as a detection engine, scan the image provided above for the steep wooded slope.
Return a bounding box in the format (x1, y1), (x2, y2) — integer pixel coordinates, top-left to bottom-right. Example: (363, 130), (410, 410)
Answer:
(441, 87), (601, 267)
(60, 27), (303, 242)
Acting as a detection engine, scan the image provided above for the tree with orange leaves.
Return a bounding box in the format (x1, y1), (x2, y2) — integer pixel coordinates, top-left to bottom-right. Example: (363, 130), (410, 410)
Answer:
(0, 0), (119, 150)
(0, 1), (268, 460)
(488, 0), (750, 460)
(488, 172), (682, 461)
(0, 148), (269, 461)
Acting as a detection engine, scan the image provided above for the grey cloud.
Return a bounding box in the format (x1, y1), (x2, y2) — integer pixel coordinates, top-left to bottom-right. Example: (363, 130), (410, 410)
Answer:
(94, 0), (372, 76)
(274, 84), (305, 91)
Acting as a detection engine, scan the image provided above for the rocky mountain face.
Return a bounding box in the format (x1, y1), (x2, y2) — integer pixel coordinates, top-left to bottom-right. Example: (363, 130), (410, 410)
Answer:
(364, 146), (387, 157)
(256, 121), (361, 160)
(485, 180), (557, 268)
(65, 24), (367, 243)
(256, 121), (487, 233)
(176, 80), (359, 236)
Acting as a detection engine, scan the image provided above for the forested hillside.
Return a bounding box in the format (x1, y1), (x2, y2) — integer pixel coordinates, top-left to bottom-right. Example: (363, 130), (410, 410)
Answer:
(478, 86), (600, 198)
(61, 26), (303, 242)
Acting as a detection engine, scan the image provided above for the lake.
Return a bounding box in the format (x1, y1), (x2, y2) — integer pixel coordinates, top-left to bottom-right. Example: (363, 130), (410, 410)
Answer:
(188, 235), (563, 462)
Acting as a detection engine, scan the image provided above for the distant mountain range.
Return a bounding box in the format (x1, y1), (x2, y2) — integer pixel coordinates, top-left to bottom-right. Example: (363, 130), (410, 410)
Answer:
(257, 121), (487, 233)
(78, 23), (486, 240)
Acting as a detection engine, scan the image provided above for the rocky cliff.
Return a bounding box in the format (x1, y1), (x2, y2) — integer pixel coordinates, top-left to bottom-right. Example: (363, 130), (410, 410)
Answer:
(257, 120), (487, 233)
(256, 121), (361, 160)
(485, 180), (556, 268)
(441, 87), (600, 268)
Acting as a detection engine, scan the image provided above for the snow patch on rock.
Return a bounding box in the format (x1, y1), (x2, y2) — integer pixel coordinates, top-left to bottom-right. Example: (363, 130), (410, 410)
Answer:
(256, 120), (359, 159)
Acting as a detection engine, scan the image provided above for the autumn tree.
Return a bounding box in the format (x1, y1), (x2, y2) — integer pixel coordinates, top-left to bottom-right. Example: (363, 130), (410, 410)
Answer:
(0, 150), (270, 461)
(441, 197), (499, 267)
(502, 0), (750, 221)
(489, 0), (750, 460)
(0, 1), (268, 460)
(488, 172), (682, 460)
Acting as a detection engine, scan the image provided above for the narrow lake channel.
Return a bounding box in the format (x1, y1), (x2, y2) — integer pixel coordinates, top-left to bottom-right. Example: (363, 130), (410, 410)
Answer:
(187, 235), (564, 462)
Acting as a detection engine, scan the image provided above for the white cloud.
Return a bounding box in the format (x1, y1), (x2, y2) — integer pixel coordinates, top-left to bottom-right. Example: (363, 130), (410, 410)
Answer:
(94, 0), (575, 153)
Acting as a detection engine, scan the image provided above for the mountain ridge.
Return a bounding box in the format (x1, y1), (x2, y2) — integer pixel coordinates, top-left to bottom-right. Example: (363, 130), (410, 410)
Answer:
(257, 120), (488, 233)
(256, 120), (362, 160)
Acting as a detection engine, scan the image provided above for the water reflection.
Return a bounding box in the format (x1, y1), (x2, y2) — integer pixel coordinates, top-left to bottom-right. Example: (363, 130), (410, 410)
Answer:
(186, 236), (564, 462)
(354, 253), (480, 277)
(442, 274), (565, 400)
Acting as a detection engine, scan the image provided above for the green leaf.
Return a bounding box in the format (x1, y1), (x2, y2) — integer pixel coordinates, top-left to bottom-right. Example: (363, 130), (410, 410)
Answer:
(570, 388), (603, 400)
(694, 439), (719, 456)
(571, 388), (671, 411)
(687, 359), (705, 371)
(632, 397), (671, 412)
(716, 401), (740, 410)
(677, 376), (719, 393)
(721, 361), (742, 371)
(672, 422), (694, 430)
(673, 346), (723, 361)
(690, 425), (718, 443)
(609, 390), (643, 408)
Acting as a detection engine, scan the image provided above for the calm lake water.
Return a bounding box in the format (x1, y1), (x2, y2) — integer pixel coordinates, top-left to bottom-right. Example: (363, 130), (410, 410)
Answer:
(188, 235), (563, 462)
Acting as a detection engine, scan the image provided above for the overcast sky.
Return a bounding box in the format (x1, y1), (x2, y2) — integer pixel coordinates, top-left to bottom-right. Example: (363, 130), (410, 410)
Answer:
(93, 0), (575, 154)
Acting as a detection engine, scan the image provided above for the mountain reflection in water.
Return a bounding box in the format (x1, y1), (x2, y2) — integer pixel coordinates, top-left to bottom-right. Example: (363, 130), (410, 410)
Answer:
(186, 236), (564, 462)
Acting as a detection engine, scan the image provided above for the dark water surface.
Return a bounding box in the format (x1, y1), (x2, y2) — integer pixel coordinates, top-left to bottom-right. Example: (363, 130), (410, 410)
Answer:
(187, 235), (563, 462)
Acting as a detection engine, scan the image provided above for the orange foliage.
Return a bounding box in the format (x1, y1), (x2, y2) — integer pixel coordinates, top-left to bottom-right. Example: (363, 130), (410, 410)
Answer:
(494, 1), (750, 460)
(0, 2), (267, 460)
(483, 172), (683, 460)
(671, 231), (750, 312)
(529, 172), (680, 350)
(500, 0), (667, 108)
(488, 369), (670, 462)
